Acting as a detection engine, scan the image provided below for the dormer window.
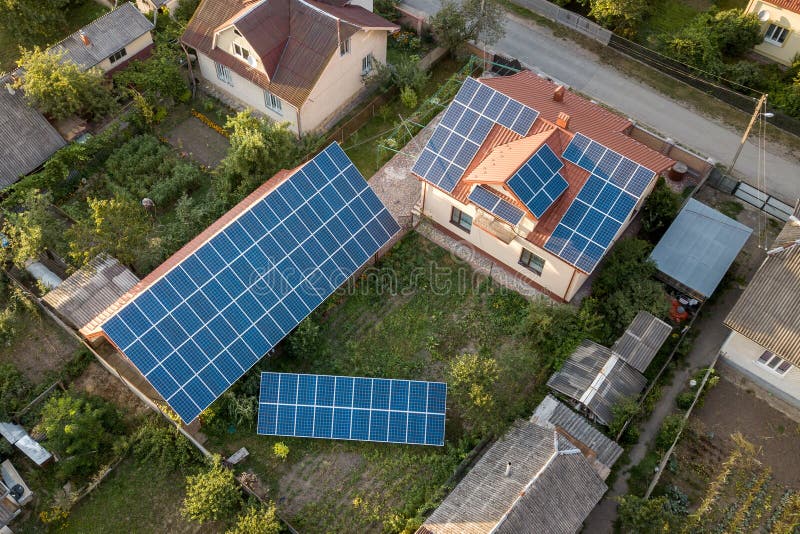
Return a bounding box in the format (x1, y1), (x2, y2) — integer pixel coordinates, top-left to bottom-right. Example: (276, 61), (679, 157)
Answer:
(233, 43), (250, 61)
(234, 28), (242, 37)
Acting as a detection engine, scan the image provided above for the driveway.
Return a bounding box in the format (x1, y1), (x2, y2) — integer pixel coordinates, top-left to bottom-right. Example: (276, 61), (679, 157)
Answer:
(401, 1), (800, 203)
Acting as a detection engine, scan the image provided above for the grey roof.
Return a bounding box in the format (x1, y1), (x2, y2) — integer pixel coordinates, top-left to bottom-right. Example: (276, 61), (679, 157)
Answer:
(418, 421), (607, 534)
(650, 198), (752, 300)
(531, 395), (623, 472)
(547, 340), (647, 426)
(48, 2), (154, 70)
(0, 75), (66, 188)
(611, 311), (672, 373)
(43, 254), (139, 330)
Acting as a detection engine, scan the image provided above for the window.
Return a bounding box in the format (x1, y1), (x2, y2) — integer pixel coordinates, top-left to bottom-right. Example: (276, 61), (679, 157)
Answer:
(233, 43), (250, 60)
(361, 53), (374, 74)
(519, 248), (545, 275)
(215, 62), (232, 85)
(234, 28), (242, 37)
(340, 37), (351, 56)
(764, 23), (789, 45)
(108, 47), (127, 64)
(450, 207), (472, 233)
(264, 91), (282, 114)
(756, 351), (792, 375)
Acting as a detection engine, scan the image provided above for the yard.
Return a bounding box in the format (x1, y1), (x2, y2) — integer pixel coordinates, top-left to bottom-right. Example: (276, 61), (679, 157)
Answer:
(637, 0), (748, 45)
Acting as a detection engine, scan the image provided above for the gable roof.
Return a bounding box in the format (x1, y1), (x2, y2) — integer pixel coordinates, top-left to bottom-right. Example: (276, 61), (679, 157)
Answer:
(758, 0), (800, 15)
(0, 75), (66, 188)
(611, 311), (672, 373)
(724, 209), (800, 366)
(48, 2), (154, 71)
(182, 0), (397, 108)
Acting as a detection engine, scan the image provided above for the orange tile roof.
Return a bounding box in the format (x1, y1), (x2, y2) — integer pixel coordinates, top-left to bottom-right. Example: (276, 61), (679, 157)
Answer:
(762, 0), (800, 14)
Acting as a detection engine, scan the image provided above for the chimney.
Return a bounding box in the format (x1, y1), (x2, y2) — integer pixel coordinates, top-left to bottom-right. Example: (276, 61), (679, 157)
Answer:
(505, 462), (512, 477)
(553, 85), (565, 102)
(556, 112), (570, 130)
(79, 30), (91, 46)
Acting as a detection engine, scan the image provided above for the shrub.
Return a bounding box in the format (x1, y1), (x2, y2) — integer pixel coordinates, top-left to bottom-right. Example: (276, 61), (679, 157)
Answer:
(287, 318), (322, 360)
(640, 177), (680, 243)
(617, 494), (675, 532)
(149, 162), (204, 206)
(273, 442), (289, 461)
(174, 0), (201, 23)
(656, 414), (685, 451)
(227, 503), (282, 534)
(182, 455), (243, 523)
(589, 0), (650, 37)
(449, 353), (499, 435)
(131, 419), (201, 470)
(0, 363), (30, 419)
(676, 391), (695, 410)
(609, 395), (639, 438)
(401, 86), (418, 109)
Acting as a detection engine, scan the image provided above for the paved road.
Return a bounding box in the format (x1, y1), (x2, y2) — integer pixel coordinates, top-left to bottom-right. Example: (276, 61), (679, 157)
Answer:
(403, 1), (800, 202)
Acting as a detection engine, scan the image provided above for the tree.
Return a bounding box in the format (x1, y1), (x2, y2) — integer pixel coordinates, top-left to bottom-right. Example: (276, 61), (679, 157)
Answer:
(430, 0), (506, 53)
(287, 318), (322, 360)
(704, 9), (761, 58)
(640, 177), (680, 242)
(0, 0), (74, 46)
(227, 503), (282, 534)
(370, 55), (430, 94)
(182, 455), (243, 523)
(2, 189), (64, 267)
(449, 353), (499, 435)
(589, 0), (650, 37)
(617, 495), (675, 533)
(608, 395), (638, 438)
(113, 42), (189, 103)
(15, 47), (116, 120)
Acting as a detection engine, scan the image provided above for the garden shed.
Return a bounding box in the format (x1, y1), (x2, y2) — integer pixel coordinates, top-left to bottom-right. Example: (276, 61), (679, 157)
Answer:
(649, 198), (752, 301)
(611, 311), (672, 373)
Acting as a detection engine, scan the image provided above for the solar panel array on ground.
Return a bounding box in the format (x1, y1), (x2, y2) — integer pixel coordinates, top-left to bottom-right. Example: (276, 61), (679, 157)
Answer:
(468, 185), (525, 225)
(412, 77), (539, 193)
(258, 372), (447, 446)
(101, 143), (401, 423)
(506, 144), (569, 218)
(544, 133), (655, 273)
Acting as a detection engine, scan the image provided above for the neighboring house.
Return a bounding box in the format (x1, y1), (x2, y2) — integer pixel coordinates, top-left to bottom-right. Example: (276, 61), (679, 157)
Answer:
(136, 0), (180, 16)
(745, 0), (800, 66)
(411, 72), (675, 302)
(181, 0), (398, 136)
(0, 460), (33, 529)
(722, 210), (800, 410)
(0, 74), (66, 188)
(417, 395), (621, 534)
(48, 2), (155, 74)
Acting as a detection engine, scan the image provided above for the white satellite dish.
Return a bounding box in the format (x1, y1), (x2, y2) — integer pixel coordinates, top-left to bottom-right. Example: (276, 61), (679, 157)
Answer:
(758, 9), (770, 22)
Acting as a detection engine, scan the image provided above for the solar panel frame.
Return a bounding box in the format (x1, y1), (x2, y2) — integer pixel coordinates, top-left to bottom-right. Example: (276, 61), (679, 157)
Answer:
(467, 185), (525, 225)
(507, 144), (569, 219)
(101, 143), (401, 424)
(258, 372), (447, 446)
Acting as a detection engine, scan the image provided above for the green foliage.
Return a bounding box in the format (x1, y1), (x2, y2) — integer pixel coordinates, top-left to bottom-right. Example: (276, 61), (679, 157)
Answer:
(374, 0), (399, 21)
(38, 392), (124, 479)
(131, 418), (201, 471)
(448, 353), (499, 435)
(430, 0), (506, 52)
(2, 189), (65, 266)
(640, 177), (680, 242)
(0, 363), (30, 419)
(181, 455), (243, 524)
(288, 318), (322, 360)
(227, 503), (282, 534)
(617, 494), (674, 533)
(113, 42), (188, 103)
(0, 0), (78, 46)
(370, 55), (430, 94)
(717, 199), (744, 220)
(655, 413), (685, 451)
(676, 390), (695, 410)
(589, 0), (651, 37)
(391, 30), (422, 52)
(703, 9), (761, 58)
(273, 441), (289, 461)
(609, 395), (639, 438)
(174, 0), (201, 23)
(15, 47), (116, 120)
(401, 86), (418, 109)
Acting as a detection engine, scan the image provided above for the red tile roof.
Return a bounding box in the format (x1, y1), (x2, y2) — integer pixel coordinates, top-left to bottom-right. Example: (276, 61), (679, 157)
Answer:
(761, 0), (800, 14)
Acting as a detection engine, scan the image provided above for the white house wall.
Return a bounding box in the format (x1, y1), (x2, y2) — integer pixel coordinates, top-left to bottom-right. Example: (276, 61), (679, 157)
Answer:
(97, 32), (153, 72)
(215, 27), (269, 76)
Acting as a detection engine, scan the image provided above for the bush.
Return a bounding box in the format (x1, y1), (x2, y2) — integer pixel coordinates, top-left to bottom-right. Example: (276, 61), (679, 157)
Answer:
(182, 455), (243, 523)
(589, 0), (650, 37)
(448, 353), (499, 436)
(617, 494), (675, 532)
(149, 162), (204, 206)
(287, 318), (322, 360)
(640, 177), (680, 243)
(0, 363), (30, 419)
(401, 86), (418, 109)
(608, 395), (639, 438)
(273, 442), (289, 461)
(131, 419), (201, 470)
(655, 414), (684, 452)
(676, 391), (695, 410)
(174, 0), (201, 23)
(227, 503), (282, 534)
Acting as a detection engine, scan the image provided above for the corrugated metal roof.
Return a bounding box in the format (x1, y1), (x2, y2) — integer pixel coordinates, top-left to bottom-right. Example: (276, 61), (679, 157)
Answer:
(611, 311), (672, 373)
(0, 75), (66, 188)
(48, 3), (154, 71)
(650, 198), (752, 299)
(43, 254), (139, 331)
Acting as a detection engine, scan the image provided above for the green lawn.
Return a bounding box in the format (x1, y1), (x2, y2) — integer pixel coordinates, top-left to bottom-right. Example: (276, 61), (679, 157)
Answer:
(637, 0), (749, 46)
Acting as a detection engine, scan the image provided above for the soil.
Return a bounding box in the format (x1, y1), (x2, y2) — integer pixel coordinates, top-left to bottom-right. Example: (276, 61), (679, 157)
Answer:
(71, 361), (151, 419)
(164, 116), (230, 168)
(0, 311), (79, 384)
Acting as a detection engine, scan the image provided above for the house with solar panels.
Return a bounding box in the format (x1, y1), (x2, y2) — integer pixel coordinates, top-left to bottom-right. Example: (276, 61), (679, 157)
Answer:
(411, 71), (676, 302)
(82, 143), (400, 424)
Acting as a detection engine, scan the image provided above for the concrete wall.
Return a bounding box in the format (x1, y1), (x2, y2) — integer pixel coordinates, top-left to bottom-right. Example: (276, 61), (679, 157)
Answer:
(746, 0), (800, 66)
(721, 330), (800, 409)
(96, 32), (154, 72)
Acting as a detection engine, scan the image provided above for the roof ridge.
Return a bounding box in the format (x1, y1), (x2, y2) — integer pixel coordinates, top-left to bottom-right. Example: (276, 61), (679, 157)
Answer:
(48, 2), (148, 53)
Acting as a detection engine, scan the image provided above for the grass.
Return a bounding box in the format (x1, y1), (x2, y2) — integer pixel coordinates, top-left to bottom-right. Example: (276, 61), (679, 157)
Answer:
(717, 199), (745, 220)
(637, 0), (702, 46)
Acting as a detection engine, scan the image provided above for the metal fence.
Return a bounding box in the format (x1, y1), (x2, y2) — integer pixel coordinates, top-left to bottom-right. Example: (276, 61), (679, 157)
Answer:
(511, 0), (612, 44)
(706, 168), (795, 221)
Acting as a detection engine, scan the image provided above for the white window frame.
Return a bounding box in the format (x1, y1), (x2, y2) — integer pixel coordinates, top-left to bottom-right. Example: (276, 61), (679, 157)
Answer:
(361, 53), (374, 74)
(264, 90), (282, 114)
(108, 47), (127, 64)
(340, 37), (351, 56)
(756, 351), (792, 376)
(764, 23), (790, 46)
(215, 62), (233, 86)
(519, 248), (545, 276)
(233, 42), (251, 61)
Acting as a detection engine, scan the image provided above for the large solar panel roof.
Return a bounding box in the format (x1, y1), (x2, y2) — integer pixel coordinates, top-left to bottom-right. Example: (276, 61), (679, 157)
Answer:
(258, 372), (446, 446)
(544, 133), (655, 273)
(468, 185), (525, 225)
(412, 77), (539, 193)
(507, 144), (569, 218)
(101, 143), (401, 423)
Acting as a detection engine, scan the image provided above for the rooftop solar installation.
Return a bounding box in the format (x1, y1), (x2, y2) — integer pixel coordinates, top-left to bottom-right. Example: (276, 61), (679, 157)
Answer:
(506, 144), (569, 218)
(468, 185), (525, 225)
(258, 372), (447, 446)
(101, 143), (401, 423)
(412, 77), (539, 193)
(544, 133), (655, 274)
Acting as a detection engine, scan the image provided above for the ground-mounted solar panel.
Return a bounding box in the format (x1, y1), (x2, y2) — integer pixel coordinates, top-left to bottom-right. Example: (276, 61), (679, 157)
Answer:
(506, 144), (568, 219)
(101, 143), (401, 423)
(468, 185), (525, 225)
(411, 77), (539, 193)
(544, 133), (655, 273)
(257, 372), (447, 446)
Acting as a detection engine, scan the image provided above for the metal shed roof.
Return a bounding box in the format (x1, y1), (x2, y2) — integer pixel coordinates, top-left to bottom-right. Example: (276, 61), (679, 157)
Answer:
(612, 311), (672, 373)
(649, 198), (752, 300)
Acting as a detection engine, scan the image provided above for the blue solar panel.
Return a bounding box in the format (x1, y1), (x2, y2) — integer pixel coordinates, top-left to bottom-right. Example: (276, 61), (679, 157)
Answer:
(545, 133), (656, 273)
(258, 372), (447, 446)
(468, 185), (525, 225)
(101, 143), (401, 424)
(412, 77), (539, 193)
(507, 145), (568, 219)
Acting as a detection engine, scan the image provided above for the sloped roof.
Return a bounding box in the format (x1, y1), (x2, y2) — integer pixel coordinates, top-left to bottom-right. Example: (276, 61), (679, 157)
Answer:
(48, 3), (154, 71)
(43, 254), (139, 332)
(724, 208), (800, 366)
(759, 0), (800, 15)
(0, 75), (66, 188)
(182, 0), (397, 108)
(650, 198), (752, 300)
(463, 129), (556, 186)
(612, 311), (672, 373)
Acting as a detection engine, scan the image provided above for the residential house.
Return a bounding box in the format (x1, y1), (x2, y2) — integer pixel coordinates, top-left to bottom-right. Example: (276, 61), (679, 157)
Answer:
(745, 0), (800, 66)
(417, 395), (621, 534)
(181, 0), (398, 136)
(722, 210), (800, 410)
(48, 2), (155, 74)
(411, 72), (675, 302)
(136, 0), (181, 16)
